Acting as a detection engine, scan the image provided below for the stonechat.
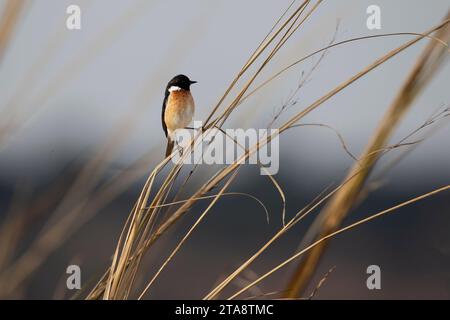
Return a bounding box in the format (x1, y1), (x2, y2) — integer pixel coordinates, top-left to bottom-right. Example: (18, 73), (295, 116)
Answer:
(162, 74), (197, 157)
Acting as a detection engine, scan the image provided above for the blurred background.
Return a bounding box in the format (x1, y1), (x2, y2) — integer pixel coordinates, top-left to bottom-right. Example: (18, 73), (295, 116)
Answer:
(0, 0), (449, 299)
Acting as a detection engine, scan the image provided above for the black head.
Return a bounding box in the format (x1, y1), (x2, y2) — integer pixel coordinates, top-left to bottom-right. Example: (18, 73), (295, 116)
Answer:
(166, 74), (197, 91)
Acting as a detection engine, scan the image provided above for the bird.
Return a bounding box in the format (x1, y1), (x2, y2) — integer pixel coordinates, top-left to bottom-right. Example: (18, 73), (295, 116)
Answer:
(162, 74), (197, 157)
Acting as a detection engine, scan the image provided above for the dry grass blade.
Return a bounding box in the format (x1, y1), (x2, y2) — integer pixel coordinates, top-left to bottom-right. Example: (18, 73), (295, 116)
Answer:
(0, 0), (94, 147)
(265, 19), (340, 129)
(211, 0), (323, 129)
(0, 0), (25, 64)
(289, 123), (357, 161)
(0, 0), (155, 147)
(0, 181), (30, 271)
(369, 105), (450, 182)
(204, 178), (357, 300)
(203, 0), (311, 126)
(137, 170), (240, 299)
(307, 266), (335, 300)
(87, 0), (318, 300)
(204, 160), (387, 300)
(228, 185), (450, 299)
(243, 32), (450, 104)
(85, 4), (450, 301)
(284, 11), (450, 298)
(0, 5), (206, 297)
(145, 192), (269, 220)
(204, 18), (450, 300)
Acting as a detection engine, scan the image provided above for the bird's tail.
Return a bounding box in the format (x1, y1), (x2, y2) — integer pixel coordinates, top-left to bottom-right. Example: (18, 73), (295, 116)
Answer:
(165, 138), (174, 157)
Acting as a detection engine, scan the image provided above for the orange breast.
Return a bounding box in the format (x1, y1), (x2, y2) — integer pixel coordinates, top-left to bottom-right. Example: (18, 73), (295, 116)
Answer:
(164, 90), (195, 134)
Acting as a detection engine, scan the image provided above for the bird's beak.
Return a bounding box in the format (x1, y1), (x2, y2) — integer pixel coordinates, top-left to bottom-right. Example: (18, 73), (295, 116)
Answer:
(190, 80), (198, 84)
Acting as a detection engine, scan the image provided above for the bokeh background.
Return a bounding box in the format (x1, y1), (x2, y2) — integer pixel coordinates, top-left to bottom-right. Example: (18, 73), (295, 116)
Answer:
(0, 0), (449, 299)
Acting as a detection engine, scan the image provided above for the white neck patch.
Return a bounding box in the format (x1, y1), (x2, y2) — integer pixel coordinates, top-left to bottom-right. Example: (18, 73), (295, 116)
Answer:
(168, 85), (182, 92)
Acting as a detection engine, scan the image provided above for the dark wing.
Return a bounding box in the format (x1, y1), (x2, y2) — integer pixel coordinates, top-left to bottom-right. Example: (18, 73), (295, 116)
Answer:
(161, 90), (169, 137)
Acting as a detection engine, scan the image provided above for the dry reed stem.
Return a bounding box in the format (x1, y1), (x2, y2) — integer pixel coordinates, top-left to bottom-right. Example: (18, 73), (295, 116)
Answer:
(89, 5), (449, 300)
(243, 32), (450, 104)
(210, 0), (322, 130)
(368, 105), (450, 183)
(177, 21), (450, 300)
(0, 5), (207, 296)
(136, 127), (283, 298)
(204, 18), (450, 300)
(203, 0), (311, 126)
(284, 11), (450, 298)
(87, 128), (279, 298)
(307, 266), (336, 300)
(204, 160), (390, 299)
(0, 0), (155, 147)
(137, 170), (240, 299)
(144, 0), (318, 250)
(0, 181), (30, 271)
(89, 0), (317, 299)
(0, 0), (92, 144)
(229, 184), (450, 299)
(0, 0), (25, 63)
(139, 17), (450, 278)
(266, 20), (340, 129)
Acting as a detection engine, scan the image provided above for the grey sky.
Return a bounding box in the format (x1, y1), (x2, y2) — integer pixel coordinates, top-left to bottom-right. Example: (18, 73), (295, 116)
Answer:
(0, 0), (449, 185)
